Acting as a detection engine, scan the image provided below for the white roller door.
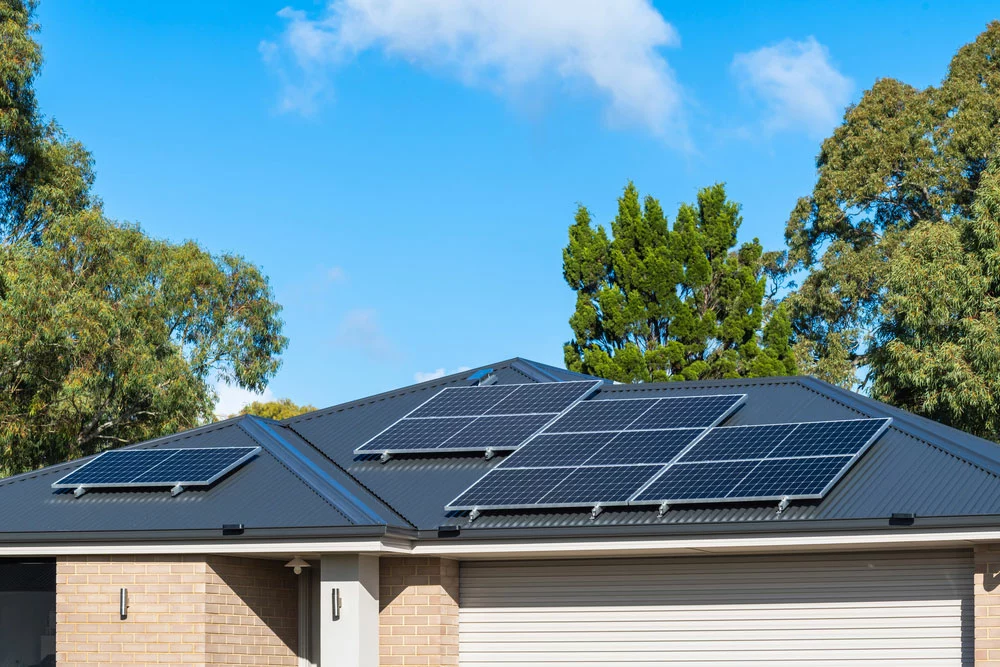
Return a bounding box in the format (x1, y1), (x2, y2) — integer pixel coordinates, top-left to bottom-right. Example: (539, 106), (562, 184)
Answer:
(459, 550), (973, 666)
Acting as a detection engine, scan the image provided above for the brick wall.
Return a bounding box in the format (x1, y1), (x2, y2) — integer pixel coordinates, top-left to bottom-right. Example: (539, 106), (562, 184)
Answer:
(56, 554), (297, 666)
(205, 556), (298, 664)
(977, 544), (1000, 665)
(379, 556), (459, 666)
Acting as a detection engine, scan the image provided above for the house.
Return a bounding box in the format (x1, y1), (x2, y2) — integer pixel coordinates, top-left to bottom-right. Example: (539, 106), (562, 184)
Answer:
(2, 356), (1000, 666)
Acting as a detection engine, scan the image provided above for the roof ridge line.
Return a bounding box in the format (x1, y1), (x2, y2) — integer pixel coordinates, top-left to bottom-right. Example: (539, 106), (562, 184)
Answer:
(237, 417), (385, 526)
(283, 422), (417, 529)
(795, 376), (1000, 479)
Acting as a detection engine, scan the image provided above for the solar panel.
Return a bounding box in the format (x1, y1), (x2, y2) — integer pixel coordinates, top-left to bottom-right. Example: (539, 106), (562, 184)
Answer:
(679, 423), (800, 462)
(727, 456), (854, 500)
(631, 459), (759, 502)
(51, 446), (260, 492)
(445, 416), (890, 512)
(542, 394), (746, 434)
(584, 429), (702, 465)
(51, 449), (176, 486)
(355, 380), (602, 455)
(539, 465), (661, 506)
(495, 432), (615, 469)
(544, 399), (658, 433)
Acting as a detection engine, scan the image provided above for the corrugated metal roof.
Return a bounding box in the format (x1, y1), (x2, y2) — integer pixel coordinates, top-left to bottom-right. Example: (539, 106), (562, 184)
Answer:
(286, 370), (1000, 532)
(4, 357), (1000, 541)
(0, 415), (406, 536)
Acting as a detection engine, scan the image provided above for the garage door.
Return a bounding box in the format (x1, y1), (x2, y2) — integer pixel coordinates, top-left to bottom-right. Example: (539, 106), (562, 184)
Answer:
(459, 550), (973, 666)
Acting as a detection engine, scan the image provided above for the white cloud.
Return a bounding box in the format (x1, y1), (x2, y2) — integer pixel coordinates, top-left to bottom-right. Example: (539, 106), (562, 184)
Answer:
(214, 382), (276, 418)
(326, 266), (346, 282)
(414, 366), (471, 383)
(261, 0), (685, 138)
(334, 308), (397, 360)
(731, 37), (852, 136)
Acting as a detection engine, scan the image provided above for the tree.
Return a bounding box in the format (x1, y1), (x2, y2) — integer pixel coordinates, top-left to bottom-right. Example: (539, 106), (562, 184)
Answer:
(563, 182), (796, 383)
(239, 399), (316, 421)
(784, 21), (1000, 439)
(0, 2), (287, 474)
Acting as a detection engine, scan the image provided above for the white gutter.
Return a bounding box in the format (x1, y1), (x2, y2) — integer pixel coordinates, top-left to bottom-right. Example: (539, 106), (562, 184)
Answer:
(3, 528), (1000, 558)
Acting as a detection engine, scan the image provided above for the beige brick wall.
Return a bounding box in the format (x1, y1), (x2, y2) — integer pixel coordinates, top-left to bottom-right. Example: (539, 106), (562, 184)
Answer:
(379, 556), (459, 667)
(977, 544), (1000, 665)
(56, 554), (297, 666)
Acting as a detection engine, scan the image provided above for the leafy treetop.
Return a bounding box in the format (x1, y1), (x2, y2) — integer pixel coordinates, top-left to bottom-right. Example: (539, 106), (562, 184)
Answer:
(563, 182), (795, 383)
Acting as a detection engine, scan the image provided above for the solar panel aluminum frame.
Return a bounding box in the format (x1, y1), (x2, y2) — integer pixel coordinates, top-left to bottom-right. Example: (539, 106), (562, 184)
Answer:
(354, 380), (604, 456)
(628, 417), (893, 506)
(444, 393), (747, 512)
(50, 446), (261, 491)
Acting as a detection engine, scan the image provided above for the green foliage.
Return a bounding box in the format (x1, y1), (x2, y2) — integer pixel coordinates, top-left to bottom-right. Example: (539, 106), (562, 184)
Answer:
(786, 21), (1000, 439)
(239, 399), (316, 421)
(0, 3), (287, 474)
(563, 182), (796, 383)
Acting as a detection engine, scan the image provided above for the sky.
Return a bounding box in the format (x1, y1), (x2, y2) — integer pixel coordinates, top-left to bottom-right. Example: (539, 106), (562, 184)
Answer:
(33, 0), (1000, 414)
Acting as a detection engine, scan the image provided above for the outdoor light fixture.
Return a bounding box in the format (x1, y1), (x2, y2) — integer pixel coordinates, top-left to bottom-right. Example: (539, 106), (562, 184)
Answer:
(119, 587), (128, 620)
(285, 556), (310, 575)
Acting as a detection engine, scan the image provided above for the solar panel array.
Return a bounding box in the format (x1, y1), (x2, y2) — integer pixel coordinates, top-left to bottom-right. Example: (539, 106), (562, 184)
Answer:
(354, 380), (603, 455)
(448, 394), (745, 509)
(447, 411), (891, 511)
(52, 447), (260, 490)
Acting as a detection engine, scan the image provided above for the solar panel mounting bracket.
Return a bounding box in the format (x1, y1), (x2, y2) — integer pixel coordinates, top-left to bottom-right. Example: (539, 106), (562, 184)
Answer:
(590, 504), (603, 520)
(776, 495), (791, 515)
(657, 501), (670, 517)
(379, 452), (392, 464)
(484, 447), (495, 460)
(171, 484), (185, 497)
(73, 487), (86, 499)
(468, 508), (481, 523)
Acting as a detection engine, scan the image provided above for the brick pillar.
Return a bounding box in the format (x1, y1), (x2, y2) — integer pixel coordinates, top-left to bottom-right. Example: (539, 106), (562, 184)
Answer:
(379, 557), (459, 666)
(56, 554), (298, 666)
(976, 545), (1000, 664)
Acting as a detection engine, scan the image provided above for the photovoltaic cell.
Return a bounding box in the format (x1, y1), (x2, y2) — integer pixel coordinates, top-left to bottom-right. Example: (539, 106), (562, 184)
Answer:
(360, 417), (473, 452)
(54, 450), (176, 487)
(584, 429), (702, 466)
(680, 423), (800, 462)
(767, 419), (888, 459)
(627, 395), (746, 430)
(539, 465), (661, 505)
(632, 460), (760, 502)
(542, 399), (658, 433)
(496, 432), (615, 469)
(448, 468), (571, 508)
(485, 381), (602, 415)
(130, 448), (259, 484)
(355, 381), (602, 455)
(440, 414), (553, 452)
(727, 456), (854, 499)
(407, 385), (518, 418)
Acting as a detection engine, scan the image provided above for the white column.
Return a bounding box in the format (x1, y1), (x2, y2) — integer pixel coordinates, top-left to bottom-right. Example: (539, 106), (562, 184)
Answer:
(319, 554), (379, 667)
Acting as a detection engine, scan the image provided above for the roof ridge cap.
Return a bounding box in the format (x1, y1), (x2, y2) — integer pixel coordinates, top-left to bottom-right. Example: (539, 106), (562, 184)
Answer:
(237, 416), (385, 526)
(281, 422), (417, 529)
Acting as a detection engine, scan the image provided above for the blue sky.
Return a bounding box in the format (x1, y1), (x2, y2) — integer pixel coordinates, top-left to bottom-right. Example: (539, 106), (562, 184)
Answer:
(34, 0), (1000, 412)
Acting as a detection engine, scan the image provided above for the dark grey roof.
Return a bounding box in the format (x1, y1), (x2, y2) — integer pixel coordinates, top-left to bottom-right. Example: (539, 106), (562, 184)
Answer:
(3, 356), (1000, 544)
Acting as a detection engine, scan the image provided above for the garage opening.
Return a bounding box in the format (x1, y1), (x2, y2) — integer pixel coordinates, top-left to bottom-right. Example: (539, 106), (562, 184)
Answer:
(459, 550), (974, 666)
(0, 559), (56, 667)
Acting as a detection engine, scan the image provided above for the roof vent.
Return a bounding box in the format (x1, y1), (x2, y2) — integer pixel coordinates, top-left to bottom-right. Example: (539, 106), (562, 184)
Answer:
(466, 368), (496, 386)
